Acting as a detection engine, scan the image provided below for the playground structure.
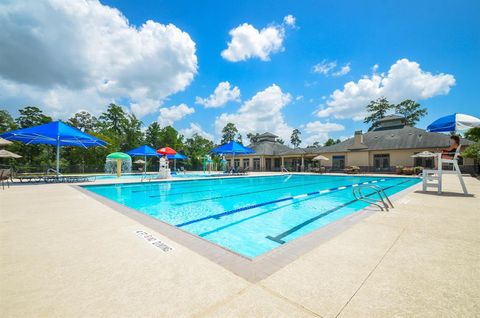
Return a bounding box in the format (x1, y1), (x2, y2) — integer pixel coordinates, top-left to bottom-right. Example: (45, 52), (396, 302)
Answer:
(105, 152), (132, 177)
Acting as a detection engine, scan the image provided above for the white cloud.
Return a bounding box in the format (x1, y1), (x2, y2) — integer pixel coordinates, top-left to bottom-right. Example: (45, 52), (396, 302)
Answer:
(215, 84), (292, 142)
(157, 104), (195, 127)
(221, 15), (295, 62)
(332, 63), (351, 77)
(195, 81), (240, 108)
(313, 60), (350, 77)
(0, 0), (197, 118)
(180, 123), (214, 140)
(303, 121), (345, 145)
(283, 15), (296, 27)
(313, 60), (337, 75)
(317, 58), (456, 120)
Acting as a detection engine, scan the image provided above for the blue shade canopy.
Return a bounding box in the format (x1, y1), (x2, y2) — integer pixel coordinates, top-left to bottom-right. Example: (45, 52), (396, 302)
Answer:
(427, 113), (480, 132)
(211, 141), (255, 155)
(0, 121), (107, 147)
(167, 152), (188, 160)
(126, 145), (159, 157)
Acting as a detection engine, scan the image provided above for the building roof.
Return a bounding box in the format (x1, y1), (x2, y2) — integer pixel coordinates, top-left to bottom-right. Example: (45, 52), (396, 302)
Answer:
(312, 126), (474, 153)
(257, 132), (278, 138)
(246, 141), (291, 156)
(376, 114), (405, 122)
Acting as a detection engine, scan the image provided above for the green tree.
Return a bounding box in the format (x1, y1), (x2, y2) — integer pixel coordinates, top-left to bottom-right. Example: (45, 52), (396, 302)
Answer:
(221, 123), (238, 144)
(14, 107), (53, 168)
(247, 132), (260, 143)
(16, 106), (52, 128)
(184, 133), (214, 169)
(236, 133), (243, 143)
(465, 127), (480, 142)
(122, 113), (144, 150)
(395, 99), (427, 126)
(364, 97), (393, 131)
(159, 126), (183, 150)
(0, 109), (17, 133)
(463, 143), (480, 161)
(324, 138), (341, 147)
(68, 111), (98, 132)
(99, 103), (128, 135)
(290, 129), (301, 147)
(145, 122), (162, 148)
(276, 138), (285, 144)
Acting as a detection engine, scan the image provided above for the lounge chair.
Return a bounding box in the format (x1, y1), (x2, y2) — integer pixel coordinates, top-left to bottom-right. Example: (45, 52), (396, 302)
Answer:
(343, 166), (360, 174)
(0, 168), (12, 189)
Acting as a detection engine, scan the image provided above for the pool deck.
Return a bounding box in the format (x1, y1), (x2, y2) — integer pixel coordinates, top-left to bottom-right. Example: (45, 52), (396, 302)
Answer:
(1, 173), (479, 317)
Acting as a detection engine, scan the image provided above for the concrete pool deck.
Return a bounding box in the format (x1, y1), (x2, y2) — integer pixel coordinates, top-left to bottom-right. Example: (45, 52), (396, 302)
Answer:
(1, 173), (479, 317)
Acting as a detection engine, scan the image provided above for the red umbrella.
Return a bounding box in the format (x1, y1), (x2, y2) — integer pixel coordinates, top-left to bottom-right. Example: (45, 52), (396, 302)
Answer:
(157, 147), (176, 155)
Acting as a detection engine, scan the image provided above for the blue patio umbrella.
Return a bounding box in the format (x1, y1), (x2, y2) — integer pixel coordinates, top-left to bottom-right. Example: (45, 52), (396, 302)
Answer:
(126, 145), (159, 173)
(0, 121), (107, 175)
(211, 141), (255, 168)
(167, 152), (188, 170)
(427, 113), (480, 132)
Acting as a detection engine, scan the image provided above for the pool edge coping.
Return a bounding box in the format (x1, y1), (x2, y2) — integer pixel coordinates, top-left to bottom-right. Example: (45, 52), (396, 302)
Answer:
(73, 175), (421, 283)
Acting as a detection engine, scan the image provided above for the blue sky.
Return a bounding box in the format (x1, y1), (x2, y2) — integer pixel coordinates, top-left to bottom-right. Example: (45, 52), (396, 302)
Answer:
(1, 0), (479, 144)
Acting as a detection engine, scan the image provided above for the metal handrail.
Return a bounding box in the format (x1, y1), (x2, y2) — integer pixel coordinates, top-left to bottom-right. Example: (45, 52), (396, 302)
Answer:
(281, 167), (289, 174)
(353, 185), (393, 211)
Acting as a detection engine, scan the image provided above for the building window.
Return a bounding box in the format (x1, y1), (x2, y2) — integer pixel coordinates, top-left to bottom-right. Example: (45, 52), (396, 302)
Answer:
(242, 158), (249, 168)
(274, 158), (281, 169)
(332, 155), (345, 170)
(253, 158), (260, 171)
(373, 154), (390, 171)
(234, 159), (240, 168)
(413, 153), (434, 168)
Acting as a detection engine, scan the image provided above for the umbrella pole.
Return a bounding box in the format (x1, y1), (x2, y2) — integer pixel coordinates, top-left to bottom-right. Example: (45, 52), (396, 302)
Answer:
(56, 137), (60, 176)
(144, 155), (147, 175)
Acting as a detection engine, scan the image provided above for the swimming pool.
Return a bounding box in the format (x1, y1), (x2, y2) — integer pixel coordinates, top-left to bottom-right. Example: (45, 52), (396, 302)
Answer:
(83, 174), (420, 258)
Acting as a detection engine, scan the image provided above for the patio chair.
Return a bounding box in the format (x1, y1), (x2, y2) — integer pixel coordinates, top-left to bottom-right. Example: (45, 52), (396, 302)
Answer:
(343, 166), (360, 174)
(0, 168), (12, 189)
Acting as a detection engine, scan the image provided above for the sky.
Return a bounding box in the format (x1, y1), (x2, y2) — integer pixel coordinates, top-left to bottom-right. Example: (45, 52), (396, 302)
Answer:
(0, 0), (479, 145)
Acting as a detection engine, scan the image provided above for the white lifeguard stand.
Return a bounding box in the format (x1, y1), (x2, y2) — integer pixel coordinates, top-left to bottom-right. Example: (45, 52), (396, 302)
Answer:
(416, 146), (468, 195)
(158, 157), (171, 179)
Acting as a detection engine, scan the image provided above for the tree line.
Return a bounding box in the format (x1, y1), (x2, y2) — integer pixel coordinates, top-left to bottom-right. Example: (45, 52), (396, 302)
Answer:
(0, 105), (215, 172)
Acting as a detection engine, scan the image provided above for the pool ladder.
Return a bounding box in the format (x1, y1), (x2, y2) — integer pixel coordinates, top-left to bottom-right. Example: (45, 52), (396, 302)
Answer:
(352, 185), (393, 211)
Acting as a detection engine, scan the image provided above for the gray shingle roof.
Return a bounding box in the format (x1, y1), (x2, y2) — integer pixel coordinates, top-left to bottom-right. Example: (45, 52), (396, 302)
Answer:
(257, 132), (278, 138)
(245, 141), (291, 156)
(312, 126), (474, 153)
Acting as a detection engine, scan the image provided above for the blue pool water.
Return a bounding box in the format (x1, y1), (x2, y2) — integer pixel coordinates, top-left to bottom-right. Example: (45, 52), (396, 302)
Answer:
(83, 175), (420, 258)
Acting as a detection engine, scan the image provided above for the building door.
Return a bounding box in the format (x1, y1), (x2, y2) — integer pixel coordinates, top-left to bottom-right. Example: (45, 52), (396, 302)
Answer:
(332, 156), (345, 170)
(373, 154), (390, 171)
(243, 159), (250, 169)
(265, 158), (272, 171)
(274, 158), (281, 170)
(253, 158), (260, 171)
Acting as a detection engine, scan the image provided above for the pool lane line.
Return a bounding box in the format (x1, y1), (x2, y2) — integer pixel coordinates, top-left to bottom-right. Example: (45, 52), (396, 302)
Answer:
(265, 179), (414, 244)
(131, 174), (300, 193)
(131, 175), (310, 193)
(176, 179), (387, 228)
(138, 175), (324, 198)
(198, 179), (391, 237)
(163, 176), (385, 207)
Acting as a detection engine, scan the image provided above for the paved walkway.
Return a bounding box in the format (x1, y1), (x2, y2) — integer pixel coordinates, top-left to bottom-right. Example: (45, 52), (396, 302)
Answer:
(1, 174), (479, 317)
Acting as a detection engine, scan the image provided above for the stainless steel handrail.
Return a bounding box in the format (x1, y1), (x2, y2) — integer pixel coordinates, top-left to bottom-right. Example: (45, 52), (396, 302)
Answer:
(352, 185), (393, 211)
